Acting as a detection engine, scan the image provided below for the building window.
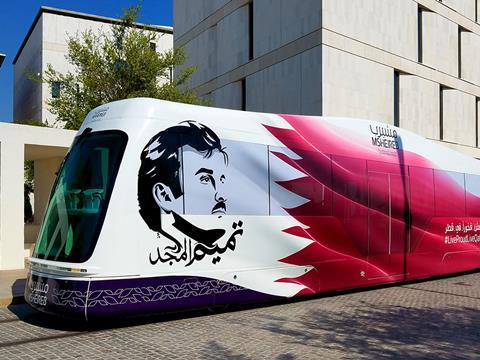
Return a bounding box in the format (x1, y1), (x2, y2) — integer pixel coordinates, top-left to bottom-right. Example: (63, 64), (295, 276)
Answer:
(476, 0), (478, 23)
(458, 27), (464, 79)
(394, 70), (400, 127)
(440, 85), (445, 140)
(418, 7), (423, 63)
(248, 1), (254, 61)
(51, 82), (61, 98)
(476, 98), (479, 147)
(150, 42), (156, 52)
(241, 78), (246, 110)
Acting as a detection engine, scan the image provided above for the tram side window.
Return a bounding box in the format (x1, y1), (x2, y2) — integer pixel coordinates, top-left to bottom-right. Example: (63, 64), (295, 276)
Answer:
(331, 155), (368, 255)
(182, 138), (269, 215)
(269, 146), (332, 216)
(409, 166), (435, 250)
(434, 170), (466, 217)
(466, 174), (480, 217)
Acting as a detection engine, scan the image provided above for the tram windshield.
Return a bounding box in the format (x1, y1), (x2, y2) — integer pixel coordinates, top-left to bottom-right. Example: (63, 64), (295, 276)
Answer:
(33, 130), (127, 263)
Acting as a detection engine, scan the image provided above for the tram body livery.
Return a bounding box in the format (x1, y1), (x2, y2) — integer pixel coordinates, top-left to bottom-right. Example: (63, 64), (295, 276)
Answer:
(25, 98), (480, 319)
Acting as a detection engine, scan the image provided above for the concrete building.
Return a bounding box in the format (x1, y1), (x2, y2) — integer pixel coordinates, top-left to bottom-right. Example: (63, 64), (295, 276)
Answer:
(13, 7), (173, 126)
(174, 0), (480, 158)
(0, 7), (174, 271)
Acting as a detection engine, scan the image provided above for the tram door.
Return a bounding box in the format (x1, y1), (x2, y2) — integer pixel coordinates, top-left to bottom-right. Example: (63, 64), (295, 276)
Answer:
(368, 172), (409, 279)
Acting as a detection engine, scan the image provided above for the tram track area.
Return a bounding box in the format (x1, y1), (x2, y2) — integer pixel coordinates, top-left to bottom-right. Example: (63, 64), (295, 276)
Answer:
(0, 330), (87, 349)
(0, 305), (90, 349)
(400, 285), (480, 301)
(0, 273), (479, 355)
(0, 317), (27, 325)
(0, 303), (221, 350)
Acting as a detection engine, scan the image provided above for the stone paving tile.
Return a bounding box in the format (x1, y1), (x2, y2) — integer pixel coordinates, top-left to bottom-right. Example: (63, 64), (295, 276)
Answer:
(0, 269), (27, 306)
(0, 272), (478, 359)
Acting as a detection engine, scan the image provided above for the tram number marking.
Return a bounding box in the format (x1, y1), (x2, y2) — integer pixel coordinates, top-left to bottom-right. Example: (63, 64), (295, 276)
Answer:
(29, 281), (49, 306)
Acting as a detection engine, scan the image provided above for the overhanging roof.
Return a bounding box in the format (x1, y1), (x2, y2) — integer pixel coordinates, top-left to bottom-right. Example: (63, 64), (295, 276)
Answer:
(0, 122), (76, 161)
(13, 6), (173, 64)
(0, 54), (5, 68)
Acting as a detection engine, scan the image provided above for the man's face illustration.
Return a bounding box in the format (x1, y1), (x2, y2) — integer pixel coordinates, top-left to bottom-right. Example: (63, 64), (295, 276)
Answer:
(182, 145), (228, 215)
(139, 121), (245, 267)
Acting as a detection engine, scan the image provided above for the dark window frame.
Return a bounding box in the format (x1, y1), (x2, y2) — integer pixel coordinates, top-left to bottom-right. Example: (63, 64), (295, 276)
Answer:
(51, 81), (61, 98)
(33, 129), (128, 263)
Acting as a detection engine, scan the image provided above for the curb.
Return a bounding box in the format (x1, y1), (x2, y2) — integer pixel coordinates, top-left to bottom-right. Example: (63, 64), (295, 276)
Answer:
(0, 295), (25, 308)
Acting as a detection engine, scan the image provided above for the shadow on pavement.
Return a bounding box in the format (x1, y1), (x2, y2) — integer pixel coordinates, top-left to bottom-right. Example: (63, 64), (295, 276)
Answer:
(7, 270), (480, 352)
(200, 340), (296, 360)
(254, 303), (480, 359)
(10, 279), (26, 305)
(201, 340), (252, 360)
(7, 302), (259, 332)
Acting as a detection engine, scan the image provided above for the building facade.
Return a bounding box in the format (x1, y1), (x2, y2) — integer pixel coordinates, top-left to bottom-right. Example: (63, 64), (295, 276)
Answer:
(0, 123), (76, 269)
(14, 7), (173, 126)
(174, 0), (480, 158)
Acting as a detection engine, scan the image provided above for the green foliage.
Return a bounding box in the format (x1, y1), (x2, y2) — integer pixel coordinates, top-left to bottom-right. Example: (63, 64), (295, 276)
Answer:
(24, 161), (34, 223)
(43, 4), (204, 130)
(14, 119), (49, 127)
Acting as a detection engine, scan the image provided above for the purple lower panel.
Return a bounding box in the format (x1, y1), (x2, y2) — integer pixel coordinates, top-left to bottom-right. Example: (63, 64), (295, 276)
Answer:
(25, 272), (280, 319)
(86, 276), (279, 319)
(214, 284), (278, 306)
(25, 271), (88, 319)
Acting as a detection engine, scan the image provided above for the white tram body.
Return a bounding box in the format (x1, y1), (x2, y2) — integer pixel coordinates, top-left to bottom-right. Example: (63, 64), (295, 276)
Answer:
(25, 98), (480, 319)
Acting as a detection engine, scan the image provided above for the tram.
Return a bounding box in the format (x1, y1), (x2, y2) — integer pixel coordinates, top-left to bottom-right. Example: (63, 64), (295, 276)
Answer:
(25, 98), (480, 319)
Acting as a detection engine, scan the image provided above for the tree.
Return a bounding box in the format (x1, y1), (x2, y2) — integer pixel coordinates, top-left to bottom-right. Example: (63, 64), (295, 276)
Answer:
(24, 160), (34, 223)
(43, 5), (203, 130)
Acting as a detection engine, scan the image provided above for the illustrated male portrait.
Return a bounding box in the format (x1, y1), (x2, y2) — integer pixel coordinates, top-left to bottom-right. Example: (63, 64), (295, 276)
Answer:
(138, 121), (243, 266)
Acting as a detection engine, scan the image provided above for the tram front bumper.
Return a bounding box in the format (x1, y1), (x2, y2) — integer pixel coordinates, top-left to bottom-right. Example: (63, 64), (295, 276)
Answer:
(25, 270), (89, 319)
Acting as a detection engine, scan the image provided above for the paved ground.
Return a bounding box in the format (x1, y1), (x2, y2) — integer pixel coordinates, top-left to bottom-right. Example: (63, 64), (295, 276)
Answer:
(0, 272), (478, 359)
(0, 269), (26, 307)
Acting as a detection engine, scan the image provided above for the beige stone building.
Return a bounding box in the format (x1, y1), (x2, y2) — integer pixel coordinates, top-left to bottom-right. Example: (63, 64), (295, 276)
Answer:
(174, 0), (480, 158)
(3, 13), (75, 268)
(13, 6), (173, 126)
(0, 124), (76, 269)
(0, 8), (173, 270)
